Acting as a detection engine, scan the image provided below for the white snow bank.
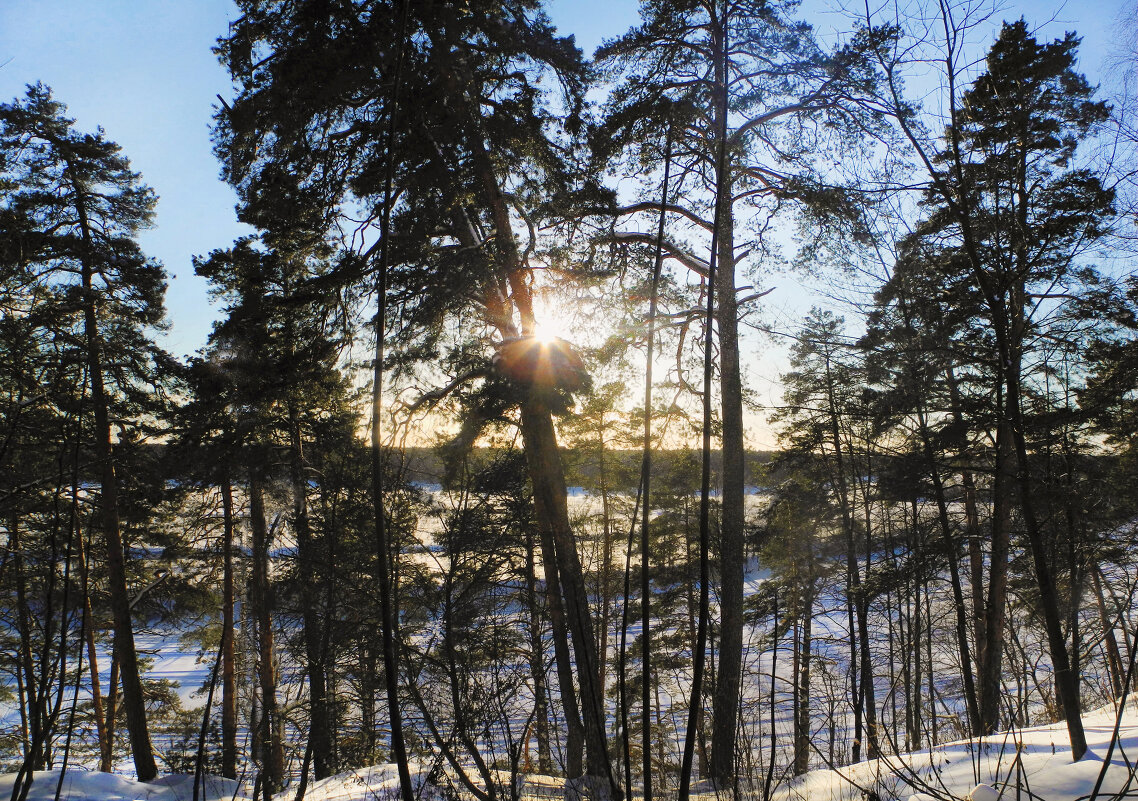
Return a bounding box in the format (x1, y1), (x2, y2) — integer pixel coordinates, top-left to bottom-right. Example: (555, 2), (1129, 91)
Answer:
(0, 770), (246, 800)
(282, 763), (444, 801)
(775, 703), (1138, 801)
(0, 764), (445, 801)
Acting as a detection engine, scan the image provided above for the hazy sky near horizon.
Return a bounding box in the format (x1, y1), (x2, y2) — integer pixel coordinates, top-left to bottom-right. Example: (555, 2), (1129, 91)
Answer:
(0, 0), (1130, 447)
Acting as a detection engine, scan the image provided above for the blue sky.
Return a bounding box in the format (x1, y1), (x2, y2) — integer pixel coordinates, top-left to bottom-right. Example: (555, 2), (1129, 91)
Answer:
(0, 0), (1128, 367)
(0, 0), (640, 358)
(0, 0), (248, 357)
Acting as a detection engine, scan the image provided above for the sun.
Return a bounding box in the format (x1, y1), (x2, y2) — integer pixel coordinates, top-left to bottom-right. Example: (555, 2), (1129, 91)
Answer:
(531, 291), (576, 344)
(532, 318), (564, 344)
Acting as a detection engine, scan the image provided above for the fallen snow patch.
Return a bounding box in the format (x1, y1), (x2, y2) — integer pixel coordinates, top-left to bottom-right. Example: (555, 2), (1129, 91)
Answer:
(285, 763), (444, 801)
(0, 770), (245, 801)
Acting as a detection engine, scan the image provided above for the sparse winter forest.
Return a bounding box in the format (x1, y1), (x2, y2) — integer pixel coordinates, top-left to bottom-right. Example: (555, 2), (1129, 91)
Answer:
(2, 1), (1138, 799)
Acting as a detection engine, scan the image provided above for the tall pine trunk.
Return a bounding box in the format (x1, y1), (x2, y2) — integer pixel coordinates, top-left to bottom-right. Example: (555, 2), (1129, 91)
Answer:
(249, 470), (283, 795)
(74, 173), (157, 782)
(465, 108), (617, 794)
(520, 397), (613, 794)
(711, 182), (745, 790)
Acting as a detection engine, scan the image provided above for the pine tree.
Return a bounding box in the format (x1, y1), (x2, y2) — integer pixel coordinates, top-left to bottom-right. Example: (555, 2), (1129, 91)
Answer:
(596, 3), (881, 784)
(773, 308), (880, 762)
(215, 3), (620, 795)
(911, 21), (1113, 757)
(193, 233), (355, 788)
(0, 83), (171, 781)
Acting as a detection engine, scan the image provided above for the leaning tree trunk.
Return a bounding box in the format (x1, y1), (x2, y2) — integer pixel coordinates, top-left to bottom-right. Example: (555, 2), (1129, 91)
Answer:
(1004, 335), (1086, 758)
(1092, 570), (1125, 698)
(519, 397), (617, 797)
(534, 513), (585, 777)
(465, 106), (618, 796)
(916, 409), (980, 733)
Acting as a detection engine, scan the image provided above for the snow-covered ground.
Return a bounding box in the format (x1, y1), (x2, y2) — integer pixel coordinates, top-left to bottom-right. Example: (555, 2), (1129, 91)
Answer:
(0, 763), (442, 801)
(0, 771), (244, 801)
(771, 703), (1138, 801)
(7, 487), (1135, 801)
(6, 702), (1138, 800)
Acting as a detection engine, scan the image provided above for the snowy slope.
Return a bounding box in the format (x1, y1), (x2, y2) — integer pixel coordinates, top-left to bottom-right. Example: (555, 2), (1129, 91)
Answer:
(7, 703), (1138, 801)
(0, 770), (246, 801)
(772, 703), (1138, 801)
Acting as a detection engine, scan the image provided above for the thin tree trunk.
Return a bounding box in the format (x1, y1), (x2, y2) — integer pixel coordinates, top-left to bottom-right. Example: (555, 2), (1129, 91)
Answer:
(361, 643), (377, 761)
(845, 556), (861, 762)
(598, 436), (613, 700)
(910, 517), (922, 751)
(12, 515), (43, 771)
(441, 567), (498, 800)
(761, 592), (778, 801)
(945, 366), (986, 656)
(524, 527), (553, 774)
(637, 124), (672, 801)
(220, 478), (239, 779)
(249, 471), (283, 795)
(288, 405), (332, 779)
(76, 527), (110, 771)
(857, 460), (879, 759)
(1092, 570), (1125, 698)
(369, 3), (415, 797)
(925, 580), (937, 747)
(916, 407), (980, 732)
(979, 409), (1013, 736)
(794, 583), (814, 776)
(825, 357), (873, 760)
(103, 651), (119, 773)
